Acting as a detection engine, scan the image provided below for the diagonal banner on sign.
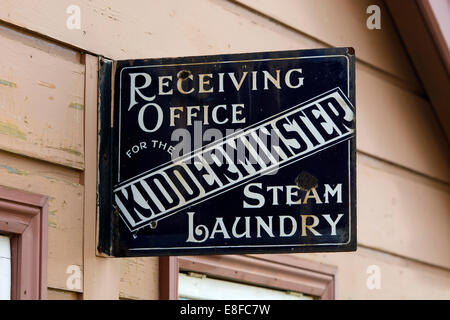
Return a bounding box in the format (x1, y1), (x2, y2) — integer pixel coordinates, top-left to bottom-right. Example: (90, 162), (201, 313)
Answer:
(114, 87), (354, 232)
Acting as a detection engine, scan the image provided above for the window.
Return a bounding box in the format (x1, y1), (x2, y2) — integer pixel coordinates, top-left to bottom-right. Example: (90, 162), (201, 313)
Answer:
(178, 271), (314, 300)
(160, 254), (336, 300)
(0, 235), (11, 300)
(0, 185), (48, 300)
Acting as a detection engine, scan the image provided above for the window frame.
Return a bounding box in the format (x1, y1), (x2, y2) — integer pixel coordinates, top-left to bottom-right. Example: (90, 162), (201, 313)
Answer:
(159, 254), (336, 300)
(0, 185), (48, 300)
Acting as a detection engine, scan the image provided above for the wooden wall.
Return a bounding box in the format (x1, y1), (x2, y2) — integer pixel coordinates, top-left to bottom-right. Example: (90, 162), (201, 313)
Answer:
(0, 23), (85, 297)
(0, 0), (448, 299)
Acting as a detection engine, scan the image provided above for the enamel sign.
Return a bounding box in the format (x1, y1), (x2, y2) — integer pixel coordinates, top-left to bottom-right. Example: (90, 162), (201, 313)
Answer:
(97, 48), (356, 256)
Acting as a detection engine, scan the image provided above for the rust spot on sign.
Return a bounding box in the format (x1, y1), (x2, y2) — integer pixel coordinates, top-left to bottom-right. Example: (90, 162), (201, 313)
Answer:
(177, 70), (191, 80)
(295, 171), (318, 191)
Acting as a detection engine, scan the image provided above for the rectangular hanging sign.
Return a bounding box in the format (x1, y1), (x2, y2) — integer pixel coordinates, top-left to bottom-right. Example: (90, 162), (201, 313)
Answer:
(97, 47), (356, 257)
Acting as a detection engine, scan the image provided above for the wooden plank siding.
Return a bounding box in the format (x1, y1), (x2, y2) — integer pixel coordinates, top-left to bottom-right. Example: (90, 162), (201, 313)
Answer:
(234, 0), (421, 90)
(0, 0), (448, 299)
(358, 153), (450, 269)
(0, 0), (420, 85)
(356, 63), (449, 183)
(0, 24), (85, 170)
(47, 288), (81, 300)
(119, 258), (159, 300)
(0, 150), (84, 292)
(387, 0), (450, 141)
(299, 246), (450, 299)
(0, 21), (86, 296)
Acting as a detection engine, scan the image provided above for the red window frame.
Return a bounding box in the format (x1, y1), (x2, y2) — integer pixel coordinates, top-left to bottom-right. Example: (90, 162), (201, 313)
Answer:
(159, 254), (336, 300)
(0, 185), (48, 299)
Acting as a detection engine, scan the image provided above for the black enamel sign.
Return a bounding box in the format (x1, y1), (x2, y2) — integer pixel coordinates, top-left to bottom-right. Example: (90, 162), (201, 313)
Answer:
(98, 48), (356, 256)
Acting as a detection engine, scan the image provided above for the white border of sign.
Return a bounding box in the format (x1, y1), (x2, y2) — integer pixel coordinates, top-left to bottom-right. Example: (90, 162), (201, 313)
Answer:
(116, 55), (353, 251)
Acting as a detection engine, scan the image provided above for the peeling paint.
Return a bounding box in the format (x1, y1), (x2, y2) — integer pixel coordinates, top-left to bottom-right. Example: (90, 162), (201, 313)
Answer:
(48, 221), (57, 228)
(69, 102), (84, 110)
(37, 80), (56, 89)
(0, 164), (29, 175)
(107, 15), (120, 21)
(59, 147), (83, 156)
(43, 175), (56, 182)
(46, 145), (82, 157)
(43, 175), (81, 187)
(0, 121), (26, 140)
(0, 79), (17, 88)
(49, 209), (58, 216)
